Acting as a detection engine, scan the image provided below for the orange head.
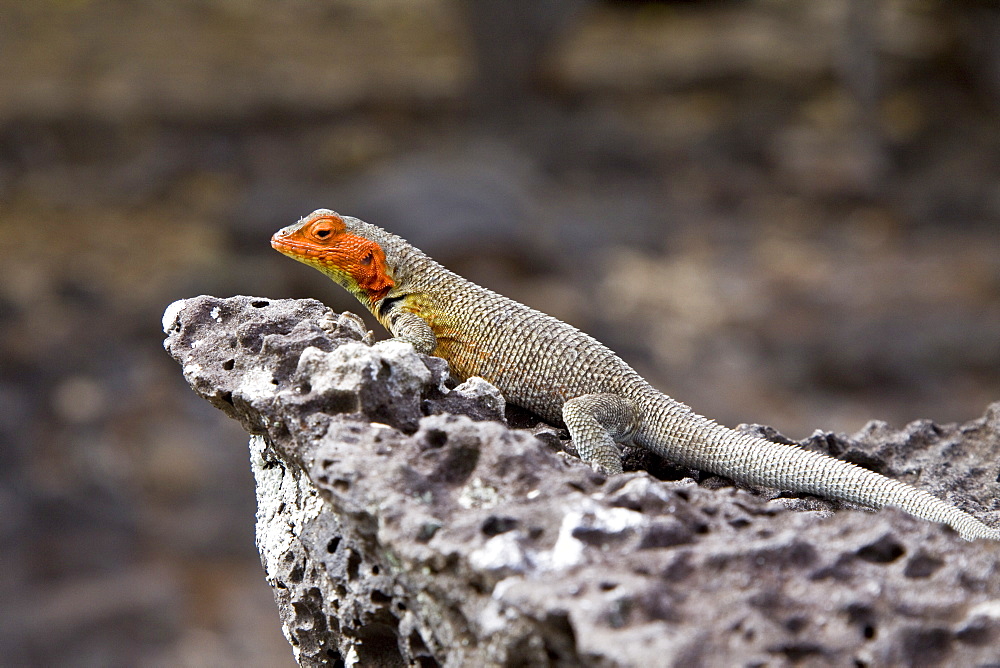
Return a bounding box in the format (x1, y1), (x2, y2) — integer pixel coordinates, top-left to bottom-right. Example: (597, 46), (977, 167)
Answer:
(271, 210), (394, 305)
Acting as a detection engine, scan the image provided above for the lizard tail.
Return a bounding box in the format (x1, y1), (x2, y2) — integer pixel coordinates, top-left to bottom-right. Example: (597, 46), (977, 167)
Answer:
(646, 409), (999, 541)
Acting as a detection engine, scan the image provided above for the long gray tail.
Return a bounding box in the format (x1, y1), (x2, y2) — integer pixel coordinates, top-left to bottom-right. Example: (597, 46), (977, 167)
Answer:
(650, 410), (999, 541)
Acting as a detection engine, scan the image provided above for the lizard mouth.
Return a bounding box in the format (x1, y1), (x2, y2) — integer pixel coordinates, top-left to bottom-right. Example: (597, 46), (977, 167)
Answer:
(270, 231), (328, 264)
(270, 229), (303, 255)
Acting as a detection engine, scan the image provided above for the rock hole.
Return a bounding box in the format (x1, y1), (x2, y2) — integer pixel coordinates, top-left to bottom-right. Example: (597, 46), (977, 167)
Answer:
(346, 550), (362, 580)
(333, 479), (350, 492)
(327, 537), (341, 553)
(372, 565), (380, 575)
(903, 552), (944, 579)
(298, 381), (312, 394)
(219, 391), (234, 406)
(355, 620), (405, 667)
(846, 603), (877, 641)
(901, 627), (952, 666)
(856, 536), (905, 564)
(291, 601), (315, 624)
(423, 428), (448, 449)
(222, 359), (235, 371)
(417, 522), (441, 543)
(289, 563), (304, 583)
(408, 630), (428, 652)
(251, 300), (270, 308)
(955, 619), (993, 645)
(481, 516), (519, 536)
(371, 590), (391, 604)
(408, 630), (434, 665)
(638, 521), (693, 549)
(773, 643), (822, 662)
(323, 389), (359, 415)
(539, 610), (576, 664)
(784, 616), (807, 634)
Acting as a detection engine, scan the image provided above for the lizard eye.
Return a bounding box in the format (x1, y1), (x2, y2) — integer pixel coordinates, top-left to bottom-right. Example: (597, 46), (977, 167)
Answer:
(313, 224), (332, 240)
(360, 251), (373, 266)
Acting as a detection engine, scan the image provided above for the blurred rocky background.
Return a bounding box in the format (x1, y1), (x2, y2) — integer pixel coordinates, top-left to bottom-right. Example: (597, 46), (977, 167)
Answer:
(1, 0), (998, 665)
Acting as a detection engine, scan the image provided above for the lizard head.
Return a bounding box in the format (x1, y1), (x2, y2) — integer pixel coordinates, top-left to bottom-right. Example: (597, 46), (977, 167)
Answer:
(271, 209), (394, 306)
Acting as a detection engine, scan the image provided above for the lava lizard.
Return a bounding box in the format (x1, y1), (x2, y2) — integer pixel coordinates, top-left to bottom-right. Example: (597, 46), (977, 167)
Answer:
(271, 209), (999, 541)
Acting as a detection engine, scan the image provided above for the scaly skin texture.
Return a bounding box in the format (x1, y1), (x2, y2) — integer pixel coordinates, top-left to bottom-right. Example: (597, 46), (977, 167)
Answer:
(272, 209), (1000, 541)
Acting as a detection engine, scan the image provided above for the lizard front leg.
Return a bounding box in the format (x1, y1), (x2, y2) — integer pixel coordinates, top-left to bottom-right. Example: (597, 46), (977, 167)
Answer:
(563, 394), (640, 475)
(385, 307), (437, 354)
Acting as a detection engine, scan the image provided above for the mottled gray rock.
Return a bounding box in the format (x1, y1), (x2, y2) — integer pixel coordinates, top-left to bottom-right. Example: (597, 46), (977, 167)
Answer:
(164, 295), (1000, 667)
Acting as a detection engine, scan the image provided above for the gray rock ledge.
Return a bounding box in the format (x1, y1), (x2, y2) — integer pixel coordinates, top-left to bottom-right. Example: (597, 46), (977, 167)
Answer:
(164, 295), (1000, 667)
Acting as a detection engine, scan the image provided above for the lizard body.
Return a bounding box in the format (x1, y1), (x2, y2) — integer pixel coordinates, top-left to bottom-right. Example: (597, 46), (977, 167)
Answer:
(272, 209), (999, 541)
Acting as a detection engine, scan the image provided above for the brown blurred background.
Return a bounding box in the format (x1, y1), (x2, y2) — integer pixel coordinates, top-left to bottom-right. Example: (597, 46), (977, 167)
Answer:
(2, 1), (999, 665)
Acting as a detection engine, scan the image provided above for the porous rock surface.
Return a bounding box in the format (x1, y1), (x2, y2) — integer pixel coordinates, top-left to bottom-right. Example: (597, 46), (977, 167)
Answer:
(163, 295), (1000, 667)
